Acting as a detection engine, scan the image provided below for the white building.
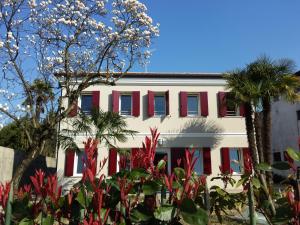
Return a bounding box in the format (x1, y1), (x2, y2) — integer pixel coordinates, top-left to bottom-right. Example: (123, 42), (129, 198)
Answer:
(56, 72), (249, 190)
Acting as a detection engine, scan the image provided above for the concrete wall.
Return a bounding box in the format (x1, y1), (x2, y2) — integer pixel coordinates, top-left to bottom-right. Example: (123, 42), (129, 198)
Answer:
(57, 75), (248, 191)
(0, 146), (56, 185)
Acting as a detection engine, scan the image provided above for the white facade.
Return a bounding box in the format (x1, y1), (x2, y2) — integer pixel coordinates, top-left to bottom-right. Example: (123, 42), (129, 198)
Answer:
(56, 73), (248, 190)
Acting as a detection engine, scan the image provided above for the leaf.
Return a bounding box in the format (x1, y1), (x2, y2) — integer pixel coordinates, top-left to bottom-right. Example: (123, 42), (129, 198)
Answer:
(174, 167), (185, 179)
(236, 177), (246, 188)
(157, 159), (166, 170)
(255, 162), (272, 171)
(272, 162), (290, 170)
(252, 177), (261, 189)
(286, 147), (300, 161)
(154, 205), (175, 221)
(130, 207), (152, 223)
(42, 215), (54, 225)
(19, 218), (34, 225)
(75, 189), (87, 208)
(142, 181), (160, 195)
(180, 200), (208, 225)
(129, 168), (149, 180)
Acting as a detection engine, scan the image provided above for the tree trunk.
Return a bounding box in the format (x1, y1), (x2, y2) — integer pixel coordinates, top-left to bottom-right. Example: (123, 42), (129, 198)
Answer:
(262, 97), (273, 190)
(254, 112), (264, 163)
(12, 148), (39, 192)
(244, 102), (259, 165)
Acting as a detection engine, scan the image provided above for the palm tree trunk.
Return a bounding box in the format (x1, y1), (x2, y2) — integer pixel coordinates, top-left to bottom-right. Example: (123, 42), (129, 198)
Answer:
(254, 112), (264, 163)
(244, 102), (259, 165)
(262, 97), (273, 190)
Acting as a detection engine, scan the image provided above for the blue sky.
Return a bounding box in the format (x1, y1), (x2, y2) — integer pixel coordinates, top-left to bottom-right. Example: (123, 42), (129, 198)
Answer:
(137, 0), (300, 73)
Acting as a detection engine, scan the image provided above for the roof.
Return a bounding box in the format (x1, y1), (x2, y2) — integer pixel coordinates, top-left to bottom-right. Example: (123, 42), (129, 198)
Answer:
(55, 72), (224, 79)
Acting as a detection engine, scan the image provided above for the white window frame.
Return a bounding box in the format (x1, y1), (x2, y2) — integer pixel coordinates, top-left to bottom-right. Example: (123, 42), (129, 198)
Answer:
(225, 95), (240, 117)
(229, 148), (243, 174)
(187, 94), (200, 117)
(154, 94), (166, 116)
(119, 93), (133, 116)
(155, 148), (171, 174)
(116, 149), (131, 172)
(73, 151), (86, 176)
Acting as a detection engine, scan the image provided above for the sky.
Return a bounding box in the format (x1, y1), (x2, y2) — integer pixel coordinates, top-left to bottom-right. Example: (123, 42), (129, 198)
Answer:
(136, 0), (300, 73)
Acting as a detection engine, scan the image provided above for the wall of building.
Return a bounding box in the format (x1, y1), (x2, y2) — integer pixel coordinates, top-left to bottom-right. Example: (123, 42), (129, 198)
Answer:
(57, 76), (248, 191)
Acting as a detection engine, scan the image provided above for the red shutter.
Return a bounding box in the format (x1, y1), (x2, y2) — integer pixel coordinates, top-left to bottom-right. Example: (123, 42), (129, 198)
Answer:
(92, 91), (100, 112)
(165, 90), (170, 116)
(180, 92), (187, 117)
(112, 91), (120, 113)
(243, 148), (251, 174)
(68, 99), (78, 117)
(171, 148), (185, 171)
(239, 103), (245, 117)
(132, 91), (140, 117)
(221, 148), (230, 173)
(218, 92), (227, 117)
(131, 148), (140, 169)
(203, 147), (212, 175)
(108, 148), (117, 176)
(148, 90), (154, 117)
(200, 92), (208, 117)
(65, 150), (75, 177)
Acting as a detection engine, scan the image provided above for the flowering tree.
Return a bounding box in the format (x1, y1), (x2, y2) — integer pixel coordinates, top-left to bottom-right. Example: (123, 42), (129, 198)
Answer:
(0, 0), (159, 189)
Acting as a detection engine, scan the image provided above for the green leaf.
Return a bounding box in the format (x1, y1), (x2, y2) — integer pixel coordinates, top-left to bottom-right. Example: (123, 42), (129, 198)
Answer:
(255, 162), (272, 171)
(157, 159), (166, 170)
(174, 167), (185, 179)
(180, 200), (208, 225)
(236, 177), (246, 188)
(142, 181), (160, 195)
(272, 162), (290, 170)
(129, 168), (149, 180)
(19, 218), (34, 225)
(42, 215), (54, 225)
(130, 208), (152, 223)
(76, 189), (87, 208)
(252, 177), (261, 189)
(286, 147), (300, 161)
(154, 205), (175, 221)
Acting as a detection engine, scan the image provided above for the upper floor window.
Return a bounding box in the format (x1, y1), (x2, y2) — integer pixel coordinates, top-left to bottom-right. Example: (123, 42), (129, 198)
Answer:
(120, 94), (132, 116)
(187, 95), (199, 116)
(218, 92), (245, 117)
(81, 94), (93, 114)
(74, 151), (87, 176)
(154, 95), (166, 116)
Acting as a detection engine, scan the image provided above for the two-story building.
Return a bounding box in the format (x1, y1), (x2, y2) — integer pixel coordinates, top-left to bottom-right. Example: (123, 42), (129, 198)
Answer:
(56, 72), (249, 190)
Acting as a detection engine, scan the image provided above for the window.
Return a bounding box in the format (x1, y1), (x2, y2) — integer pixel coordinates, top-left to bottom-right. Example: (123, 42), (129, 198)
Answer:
(81, 94), (93, 114)
(187, 95), (199, 116)
(155, 149), (171, 174)
(120, 94), (132, 116)
(273, 152), (281, 162)
(226, 94), (239, 116)
(154, 95), (166, 116)
(74, 151), (87, 175)
(193, 149), (204, 175)
(229, 148), (242, 173)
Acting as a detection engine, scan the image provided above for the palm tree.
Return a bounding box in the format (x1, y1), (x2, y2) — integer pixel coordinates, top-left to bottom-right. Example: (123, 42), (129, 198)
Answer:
(247, 56), (300, 188)
(60, 109), (137, 152)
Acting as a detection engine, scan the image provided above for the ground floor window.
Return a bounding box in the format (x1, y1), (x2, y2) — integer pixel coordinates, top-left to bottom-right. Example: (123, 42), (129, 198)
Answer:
(155, 149), (171, 174)
(229, 148), (242, 173)
(74, 151), (87, 176)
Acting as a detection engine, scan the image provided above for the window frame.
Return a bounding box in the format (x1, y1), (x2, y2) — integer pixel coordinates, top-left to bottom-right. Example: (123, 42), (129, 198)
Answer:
(187, 94), (200, 117)
(229, 148), (243, 174)
(116, 149), (131, 172)
(154, 94), (166, 116)
(119, 93), (133, 116)
(225, 94), (240, 117)
(80, 93), (93, 115)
